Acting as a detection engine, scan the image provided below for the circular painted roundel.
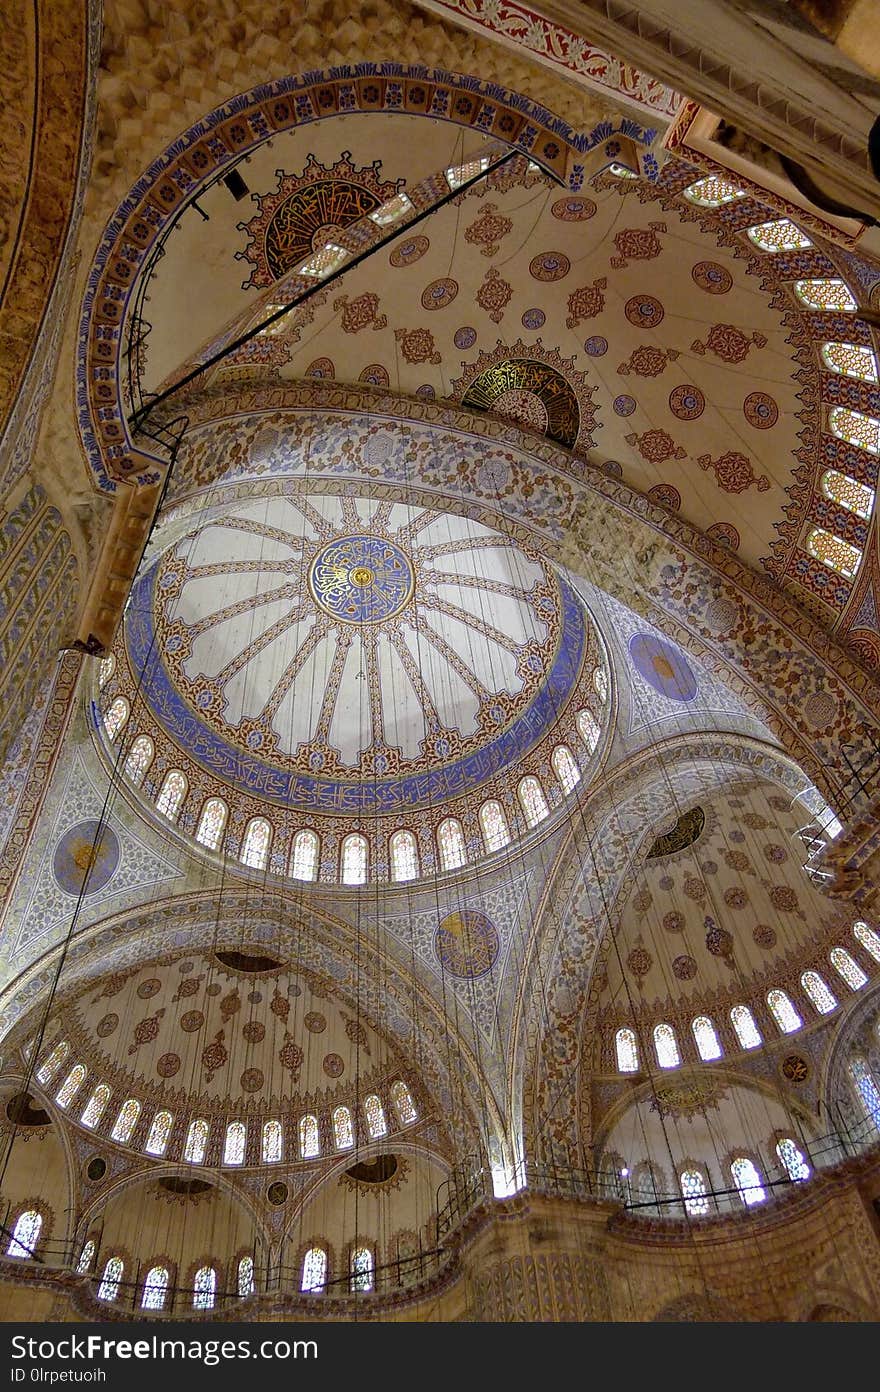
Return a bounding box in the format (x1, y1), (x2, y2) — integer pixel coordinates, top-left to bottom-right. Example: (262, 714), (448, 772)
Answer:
(53, 820), (120, 896)
(434, 909), (500, 978)
(628, 634), (698, 701)
(308, 535), (414, 624)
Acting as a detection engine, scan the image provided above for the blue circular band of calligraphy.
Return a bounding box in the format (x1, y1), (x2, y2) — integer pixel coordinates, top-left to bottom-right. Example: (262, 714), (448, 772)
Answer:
(308, 534), (414, 623)
(628, 633), (698, 702)
(435, 909), (500, 978)
(53, 820), (120, 896)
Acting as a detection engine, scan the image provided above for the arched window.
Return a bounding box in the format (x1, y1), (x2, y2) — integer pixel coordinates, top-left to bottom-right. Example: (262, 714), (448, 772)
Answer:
(390, 1080), (418, 1125)
(156, 769), (187, 822)
(141, 1265), (169, 1311)
(577, 709), (601, 755)
(684, 175), (744, 206)
(224, 1120), (246, 1165)
(332, 1105), (354, 1150)
(6, 1209), (42, 1259)
(103, 697), (129, 742)
(390, 829), (419, 882)
(124, 735), (154, 786)
(349, 1246), (374, 1293)
(301, 1246), (327, 1293)
(776, 1137), (811, 1181)
(98, 655), (115, 689)
(193, 1266), (216, 1310)
(110, 1098), (141, 1143)
(36, 1039), (69, 1084)
(747, 218), (810, 252)
(679, 1169), (709, 1217)
(241, 817), (272, 870)
(830, 946), (868, 990)
(299, 1114), (320, 1159)
(794, 278), (857, 312)
(849, 1057), (880, 1129)
(291, 829), (319, 882)
(731, 1156), (766, 1206)
(653, 1022), (680, 1069)
(261, 1119), (283, 1163)
(479, 800), (510, 854)
(854, 920), (880, 963)
(237, 1256), (255, 1298)
(76, 1239), (96, 1274)
(692, 1016), (722, 1061)
(56, 1064), (87, 1108)
(593, 666), (608, 703)
(437, 818), (467, 871)
(340, 833), (368, 885)
(145, 1110), (174, 1157)
(806, 527), (862, 580)
(364, 1094), (388, 1140)
(97, 1256), (124, 1302)
(821, 342), (879, 383)
(552, 744), (581, 794)
(518, 777), (549, 828)
(767, 989), (802, 1033)
(615, 1027), (639, 1073)
(195, 798), (227, 851)
(829, 406), (880, 456)
(730, 1004), (762, 1049)
(80, 1084), (111, 1130)
(184, 1118), (209, 1164)
(821, 470), (875, 519)
(801, 971), (837, 1014)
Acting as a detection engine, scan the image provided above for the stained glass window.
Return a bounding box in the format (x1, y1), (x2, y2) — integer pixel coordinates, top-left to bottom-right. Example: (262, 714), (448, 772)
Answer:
(609, 163), (639, 179)
(577, 709), (601, 754)
(479, 800), (510, 854)
(801, 970), (837, 1014)
(299, 243), (347, 278)
(98, 655), (115, 688)
(594, 666), (608, 703)
(830, 946), (868, 989)
(853, 920), (880, 963)
(299, 1113), (320, 1159)
(829, 406), (880, 455)
(731, 1004), (762, 1049)
(849, 1057), (880, 1128)
(683, 175), (745, 206)
(821, 470), (875, 520)
(224, 1120), (246, 1165)
(142, 1265), (169, 1310)
(262, 1119), (283, 1163)
(145, 1110), (174, 1157)
(238, 1256), (255, 1298)
(390, 829), (419, 882)
(241, 817), (271, 870)
(369, 191), (414, 227)
(767, 989), (802, 1033)
(302, 1246), (327, 1293)
(350, 1246), (374, 1293)
(692, 1016), (723, 1061)
(821, 342), (879, 383)
(56, 1064), (87, 1108)
(332, 1105), (354, 1150)
(680, 1169), (709, 1217)
(80, 1084), (111, 1130)
(7, 1210), (42, 1258)
(390, 1080), (417, 1125)
(747, 218), (811, 251)
(291, 829), (319, 882)
(97, 1256), (124, 1302)
(653, 1022), (680, 1069)
(156, 770), (187, 822)
(806, 527), (862, 579)
(195, 798), (227, 851)
(76, 1239), (96, 1274)
(341, 833), (368, 885)
(794, 279), (857, 312)
(364, 1094), (388, 1139)
(615, 1027), (639, 1073)
(184, 1118), (209, 1163)
(437, 818), (467, 870)
(776, 1137), (811, 1181)
(110, 1098), (140, 1143)
(552, 745), (581, 795)
(518, 777), (549, 828)
(446, 155), (491, 189)
(731, 1156), (766, 1206)
(193, 1265), (216, 1310)
(124, 735), (154, 786)
(104, 697), (129, 742)
(37, 1039), (69, 1084)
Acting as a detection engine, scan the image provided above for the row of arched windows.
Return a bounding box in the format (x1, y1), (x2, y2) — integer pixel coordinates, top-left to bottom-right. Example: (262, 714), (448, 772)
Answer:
(614, 924), (879, 1072)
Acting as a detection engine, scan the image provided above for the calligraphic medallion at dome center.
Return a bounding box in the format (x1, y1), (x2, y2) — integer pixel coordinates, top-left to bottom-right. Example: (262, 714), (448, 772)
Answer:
(308, 535), (415, 623)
